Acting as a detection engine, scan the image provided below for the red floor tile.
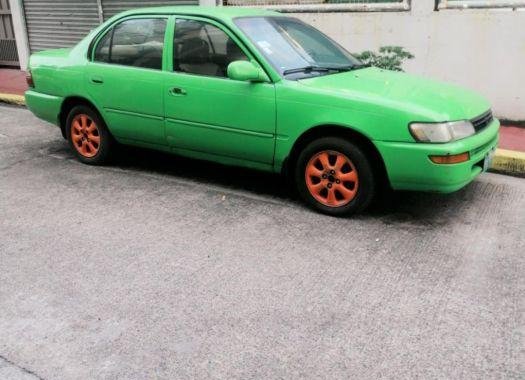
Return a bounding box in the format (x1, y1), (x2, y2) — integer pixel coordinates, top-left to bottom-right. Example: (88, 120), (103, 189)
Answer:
(0, 68), (28, 96)
(499, 125), (525, 152)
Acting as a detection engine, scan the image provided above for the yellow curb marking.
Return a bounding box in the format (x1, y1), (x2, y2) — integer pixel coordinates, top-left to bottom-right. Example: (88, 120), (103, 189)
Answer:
(0, 93), (25, 106)
(492, 148), (525, 175)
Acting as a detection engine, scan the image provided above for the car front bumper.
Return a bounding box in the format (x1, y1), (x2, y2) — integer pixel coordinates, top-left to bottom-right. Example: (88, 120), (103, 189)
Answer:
(375, 118), (500, 193)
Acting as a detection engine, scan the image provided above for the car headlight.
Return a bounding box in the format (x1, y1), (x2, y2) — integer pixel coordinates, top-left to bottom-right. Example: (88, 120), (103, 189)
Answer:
(409, 121), (475, 143)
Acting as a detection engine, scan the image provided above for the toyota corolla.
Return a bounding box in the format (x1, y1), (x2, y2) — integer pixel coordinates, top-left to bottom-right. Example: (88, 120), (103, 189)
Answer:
(25, 6), (499, 216)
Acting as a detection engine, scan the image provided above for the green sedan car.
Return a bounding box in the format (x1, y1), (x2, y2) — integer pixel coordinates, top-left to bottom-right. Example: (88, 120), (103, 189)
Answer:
(25, 6), (499, 216)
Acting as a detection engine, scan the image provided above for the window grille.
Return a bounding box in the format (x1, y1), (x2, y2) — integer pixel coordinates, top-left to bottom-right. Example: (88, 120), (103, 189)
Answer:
(222, 0), (410, 12)
(438, 0), (525, 9)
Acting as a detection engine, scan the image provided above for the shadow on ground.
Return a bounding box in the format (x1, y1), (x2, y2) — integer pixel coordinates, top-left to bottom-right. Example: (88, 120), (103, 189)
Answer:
(47, 139), (482, 224)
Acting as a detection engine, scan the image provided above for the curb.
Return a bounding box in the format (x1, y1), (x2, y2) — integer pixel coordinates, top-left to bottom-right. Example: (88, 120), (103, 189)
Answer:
(491, 149), (525, 177)
(0, 93), (25, 106)
(1, 92), (524, 177)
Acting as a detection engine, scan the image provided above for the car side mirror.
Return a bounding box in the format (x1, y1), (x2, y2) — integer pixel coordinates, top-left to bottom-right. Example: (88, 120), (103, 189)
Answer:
(227, 60), (269, 82)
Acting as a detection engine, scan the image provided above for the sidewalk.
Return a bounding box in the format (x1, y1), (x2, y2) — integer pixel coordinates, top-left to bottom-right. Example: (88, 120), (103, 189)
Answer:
(0, 68), (524, 175)
(0, 68), (26, 95)
(0, 68), (26, 105)
(492, 125), (525, 176)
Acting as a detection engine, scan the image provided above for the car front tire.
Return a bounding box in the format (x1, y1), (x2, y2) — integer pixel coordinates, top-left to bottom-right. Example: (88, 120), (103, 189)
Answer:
(295, 137), (376, 216)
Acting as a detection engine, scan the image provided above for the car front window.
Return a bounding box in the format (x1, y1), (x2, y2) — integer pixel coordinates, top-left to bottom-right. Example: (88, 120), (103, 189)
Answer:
(173, 18), (249, 78)
(235, 16), (360, 78)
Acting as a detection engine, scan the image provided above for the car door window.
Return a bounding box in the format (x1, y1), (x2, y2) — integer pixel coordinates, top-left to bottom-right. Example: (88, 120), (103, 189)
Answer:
(94, 18), (167, 70)
(173, 19), (249, 78)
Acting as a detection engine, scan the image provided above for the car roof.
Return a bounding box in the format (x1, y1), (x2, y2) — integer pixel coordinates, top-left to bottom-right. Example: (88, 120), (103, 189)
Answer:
(118, 6), (282, 20)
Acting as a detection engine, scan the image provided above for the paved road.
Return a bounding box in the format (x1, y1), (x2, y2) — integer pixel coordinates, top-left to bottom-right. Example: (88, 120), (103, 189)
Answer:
(1, 104), (524, 379)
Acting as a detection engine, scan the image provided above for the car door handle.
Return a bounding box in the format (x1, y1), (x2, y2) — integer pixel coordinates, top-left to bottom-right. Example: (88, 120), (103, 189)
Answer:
(90, 76), (103, 84)
(169, 87), (187, 96)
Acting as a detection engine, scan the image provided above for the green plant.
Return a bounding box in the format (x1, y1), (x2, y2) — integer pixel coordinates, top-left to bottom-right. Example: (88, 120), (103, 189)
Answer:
(353, 46), (414, 71)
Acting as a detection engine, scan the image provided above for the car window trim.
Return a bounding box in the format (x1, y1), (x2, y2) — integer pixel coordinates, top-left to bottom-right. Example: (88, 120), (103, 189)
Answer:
(88, 12), (277, 82)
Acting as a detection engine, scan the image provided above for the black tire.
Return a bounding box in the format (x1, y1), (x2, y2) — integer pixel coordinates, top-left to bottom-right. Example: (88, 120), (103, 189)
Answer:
(65, 105), (113, 165)
(294, 136), (376, 216)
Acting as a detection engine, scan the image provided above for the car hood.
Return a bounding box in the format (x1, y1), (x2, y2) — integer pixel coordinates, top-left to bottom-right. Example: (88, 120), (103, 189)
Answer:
(297, 67), (490, 121)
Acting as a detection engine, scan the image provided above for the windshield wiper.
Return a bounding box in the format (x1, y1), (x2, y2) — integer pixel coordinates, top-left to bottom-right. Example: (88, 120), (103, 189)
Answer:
(349, 63), (371, 70)
(283, 63), (370, 76)
(283, 66), (332, 75)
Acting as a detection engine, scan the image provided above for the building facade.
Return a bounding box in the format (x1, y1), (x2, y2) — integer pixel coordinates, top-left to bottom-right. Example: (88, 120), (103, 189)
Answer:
(3, 0), (525, 119)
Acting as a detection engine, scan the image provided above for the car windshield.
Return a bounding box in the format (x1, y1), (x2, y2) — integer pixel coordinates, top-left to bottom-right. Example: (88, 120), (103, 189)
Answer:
(235, 16), (361, 78)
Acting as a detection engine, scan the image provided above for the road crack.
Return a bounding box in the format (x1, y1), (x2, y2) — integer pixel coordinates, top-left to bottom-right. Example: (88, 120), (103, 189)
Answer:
(0, 354), (45, 380)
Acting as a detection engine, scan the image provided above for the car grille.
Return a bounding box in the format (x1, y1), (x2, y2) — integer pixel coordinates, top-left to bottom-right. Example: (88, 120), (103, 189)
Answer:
(471, 110), (493, 132)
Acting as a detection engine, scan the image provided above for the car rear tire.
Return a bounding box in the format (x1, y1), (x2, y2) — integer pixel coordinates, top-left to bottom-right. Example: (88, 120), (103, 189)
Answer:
(66, 105), (113, 165)
(295, 137), (376, 216)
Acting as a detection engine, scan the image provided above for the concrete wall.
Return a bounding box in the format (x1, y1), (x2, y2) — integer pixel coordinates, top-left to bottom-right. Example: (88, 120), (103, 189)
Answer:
(289, 0), (525, 120)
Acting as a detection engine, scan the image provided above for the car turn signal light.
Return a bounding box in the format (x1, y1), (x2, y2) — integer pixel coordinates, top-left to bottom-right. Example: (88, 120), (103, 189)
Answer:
(429, 152), (470, 164)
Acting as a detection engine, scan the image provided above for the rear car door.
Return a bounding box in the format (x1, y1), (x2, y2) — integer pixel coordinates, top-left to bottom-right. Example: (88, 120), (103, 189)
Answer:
(164, 17), (276, 165)
(86, 16), (168, 146)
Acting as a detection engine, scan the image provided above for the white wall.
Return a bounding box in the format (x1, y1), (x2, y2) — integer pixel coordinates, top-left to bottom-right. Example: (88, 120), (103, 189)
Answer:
(289, 0), (525, 120)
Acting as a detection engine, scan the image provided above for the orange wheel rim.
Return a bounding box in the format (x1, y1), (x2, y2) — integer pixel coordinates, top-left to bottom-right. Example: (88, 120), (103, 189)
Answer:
(305, 150), (359, 208)
(70, 114), (100, 158)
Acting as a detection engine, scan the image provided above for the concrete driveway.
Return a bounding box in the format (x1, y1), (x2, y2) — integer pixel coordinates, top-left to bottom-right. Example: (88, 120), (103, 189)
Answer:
(1, 104), (524, 379)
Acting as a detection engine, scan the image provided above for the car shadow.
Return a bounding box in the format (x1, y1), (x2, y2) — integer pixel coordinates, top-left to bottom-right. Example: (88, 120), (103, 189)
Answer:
(112, 145), (479, 222)
(48, 140), (481, 223)
(111, 145), (291, 200)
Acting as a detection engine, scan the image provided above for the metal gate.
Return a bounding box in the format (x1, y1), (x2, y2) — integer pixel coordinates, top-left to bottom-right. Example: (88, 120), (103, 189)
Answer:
(23, 0), (101, 53)
(0, 0), (19, 65)
(23, 0), (198, 53)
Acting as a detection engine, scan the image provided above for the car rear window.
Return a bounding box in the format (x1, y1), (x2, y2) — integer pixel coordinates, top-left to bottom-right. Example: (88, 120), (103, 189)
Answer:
(94, 18), (167, 70)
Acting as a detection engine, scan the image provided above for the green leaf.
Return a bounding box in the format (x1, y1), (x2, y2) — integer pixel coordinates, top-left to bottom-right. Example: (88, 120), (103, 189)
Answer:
(353, 46), (414, 71)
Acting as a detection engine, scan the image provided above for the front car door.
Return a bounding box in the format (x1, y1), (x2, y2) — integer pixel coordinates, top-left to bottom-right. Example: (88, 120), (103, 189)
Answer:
(164, 17), (276, 165)
(86, 16), (168, 146)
